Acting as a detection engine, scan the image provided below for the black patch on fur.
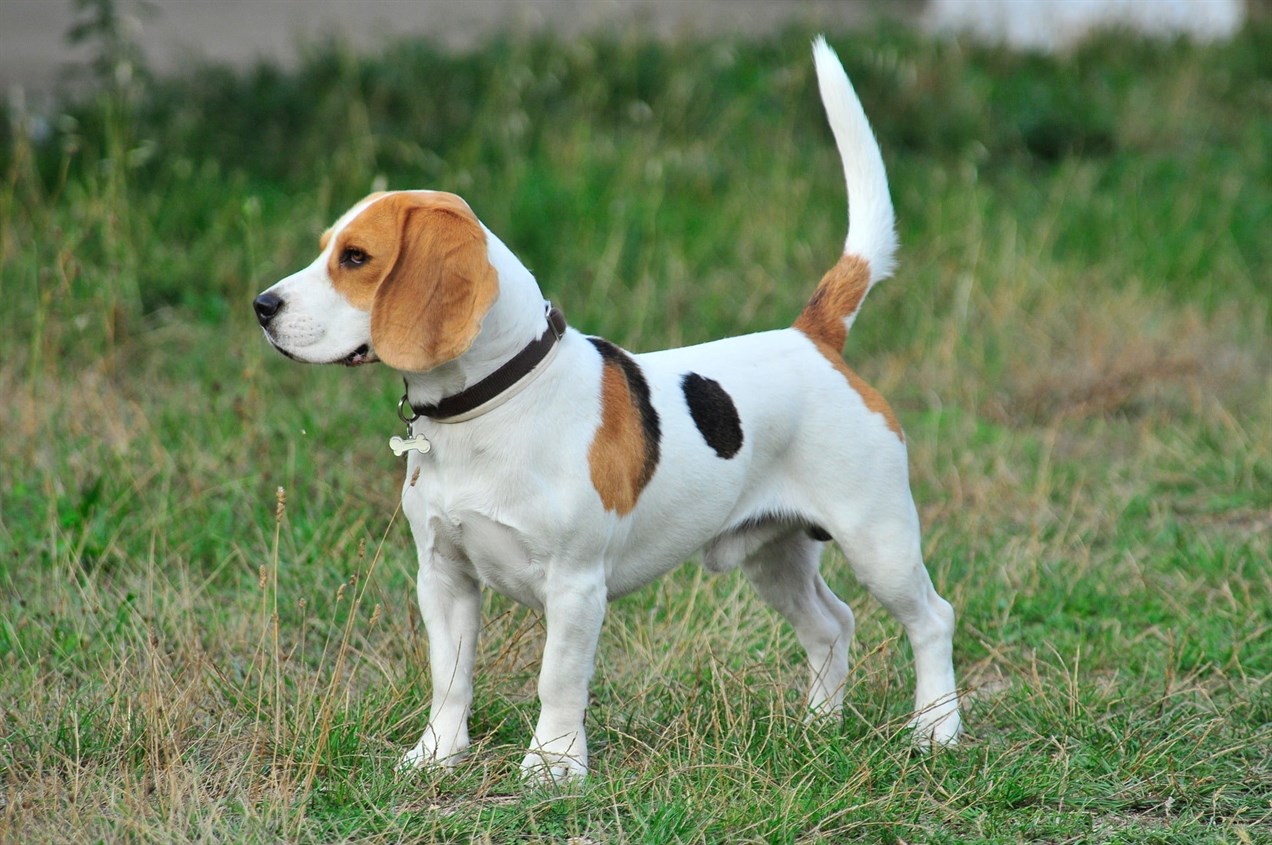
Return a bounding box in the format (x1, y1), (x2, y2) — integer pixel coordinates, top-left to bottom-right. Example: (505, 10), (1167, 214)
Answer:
(808, 526), (832, 542)
(681, 372), (743, 459)
(588, 337), (661, 480)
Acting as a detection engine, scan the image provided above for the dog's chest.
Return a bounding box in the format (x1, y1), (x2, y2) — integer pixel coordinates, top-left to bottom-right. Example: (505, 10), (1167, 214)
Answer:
(402, 457), (550, 610)
(453, 512), (547, 608)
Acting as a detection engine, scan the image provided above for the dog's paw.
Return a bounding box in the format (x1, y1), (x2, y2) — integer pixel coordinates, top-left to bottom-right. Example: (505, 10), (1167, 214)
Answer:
(398, 727), (467, 773)
(519, 749), (587, 785)
(803, 691), (846, 724)
(398, 744), (446, 773)
(910, 707), (963, 750)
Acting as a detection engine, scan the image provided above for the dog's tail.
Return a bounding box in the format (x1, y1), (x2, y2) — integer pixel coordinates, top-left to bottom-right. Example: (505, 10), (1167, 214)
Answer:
(794, 37), (897, 352)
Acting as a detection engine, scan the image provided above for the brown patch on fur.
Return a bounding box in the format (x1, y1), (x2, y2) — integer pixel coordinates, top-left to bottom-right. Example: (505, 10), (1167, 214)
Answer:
(326, 197), (402, 310)
(794, 254), (903, 440)
(325, 191), (498, 371)
(321, 191), (386, 255)
(840, 359), (904, 441)
(589, 360), (654, 514)
(792, 254), (872, 352)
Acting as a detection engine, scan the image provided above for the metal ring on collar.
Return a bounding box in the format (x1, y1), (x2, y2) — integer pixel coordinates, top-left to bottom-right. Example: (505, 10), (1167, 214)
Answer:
(396, 393), (418, 426)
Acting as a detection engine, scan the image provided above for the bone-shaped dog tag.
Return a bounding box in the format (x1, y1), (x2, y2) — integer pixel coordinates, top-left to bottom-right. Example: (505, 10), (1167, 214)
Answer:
(389, 433), (431, 456)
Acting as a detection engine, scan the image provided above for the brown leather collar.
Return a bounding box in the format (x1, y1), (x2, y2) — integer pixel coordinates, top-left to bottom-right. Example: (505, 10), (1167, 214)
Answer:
(404, 304), (566, 423)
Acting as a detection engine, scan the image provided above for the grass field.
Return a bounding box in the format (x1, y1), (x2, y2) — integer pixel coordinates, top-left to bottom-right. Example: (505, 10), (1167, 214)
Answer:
(1, 13), (1270, 844)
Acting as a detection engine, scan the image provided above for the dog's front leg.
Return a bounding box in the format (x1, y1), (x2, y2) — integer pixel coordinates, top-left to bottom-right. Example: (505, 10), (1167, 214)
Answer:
(521, 573), (607, 783)
(401, 555), (481, 770)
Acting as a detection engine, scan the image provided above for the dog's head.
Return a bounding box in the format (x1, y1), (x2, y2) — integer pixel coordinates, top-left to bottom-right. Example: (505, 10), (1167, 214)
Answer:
(253, 190), (499, 372)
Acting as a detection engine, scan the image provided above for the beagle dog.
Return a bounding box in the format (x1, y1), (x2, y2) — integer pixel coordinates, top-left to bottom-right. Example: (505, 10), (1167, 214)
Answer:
(254, 38), (961, 782)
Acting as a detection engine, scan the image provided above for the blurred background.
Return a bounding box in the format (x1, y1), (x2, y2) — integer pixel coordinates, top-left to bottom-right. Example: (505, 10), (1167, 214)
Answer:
(1, 1), (1268, 842)
(11, 0), (906, 96)
(0, 0), (1251, 98)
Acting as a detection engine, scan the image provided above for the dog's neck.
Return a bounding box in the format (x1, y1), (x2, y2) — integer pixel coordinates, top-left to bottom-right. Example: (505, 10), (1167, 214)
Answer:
(399, 227), (551, 411)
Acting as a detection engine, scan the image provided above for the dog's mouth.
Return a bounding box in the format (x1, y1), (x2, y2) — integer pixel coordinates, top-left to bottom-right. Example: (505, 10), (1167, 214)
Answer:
(261, 333), (376, 367)
(341, 344), (377, 367)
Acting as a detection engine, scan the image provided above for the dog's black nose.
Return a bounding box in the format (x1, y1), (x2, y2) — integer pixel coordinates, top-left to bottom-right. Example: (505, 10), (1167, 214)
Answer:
(253, 292), (284, 326)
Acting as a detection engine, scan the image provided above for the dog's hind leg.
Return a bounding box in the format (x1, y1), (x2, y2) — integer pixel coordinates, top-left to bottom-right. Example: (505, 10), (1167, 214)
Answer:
(824, 494), (962, 747)
(740, 530), (856, 717)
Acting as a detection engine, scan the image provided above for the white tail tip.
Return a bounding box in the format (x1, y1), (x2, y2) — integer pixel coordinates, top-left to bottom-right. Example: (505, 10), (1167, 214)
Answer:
(812, 36), (897, 285)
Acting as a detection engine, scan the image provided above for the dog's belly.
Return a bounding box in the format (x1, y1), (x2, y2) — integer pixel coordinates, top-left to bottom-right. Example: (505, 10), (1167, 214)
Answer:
(600, 530), (715, 599)
(402, 399), (791, 612)
(449, 504), (727, 609)
(456, 512), (703, 608)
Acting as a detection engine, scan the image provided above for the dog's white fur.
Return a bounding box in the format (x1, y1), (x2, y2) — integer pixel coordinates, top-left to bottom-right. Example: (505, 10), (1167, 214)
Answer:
(256, 38), (960, 782)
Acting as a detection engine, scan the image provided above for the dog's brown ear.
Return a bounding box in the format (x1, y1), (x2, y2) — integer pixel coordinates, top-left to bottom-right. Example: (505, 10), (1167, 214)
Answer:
(370, 195), (499, 372)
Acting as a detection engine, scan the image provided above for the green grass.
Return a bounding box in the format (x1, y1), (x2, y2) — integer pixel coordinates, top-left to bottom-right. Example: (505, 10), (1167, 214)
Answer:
(2, 17), (1270, 844)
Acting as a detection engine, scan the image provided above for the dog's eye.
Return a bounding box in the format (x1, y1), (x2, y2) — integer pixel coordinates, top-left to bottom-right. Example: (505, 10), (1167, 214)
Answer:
(340, 247), (369, 267)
